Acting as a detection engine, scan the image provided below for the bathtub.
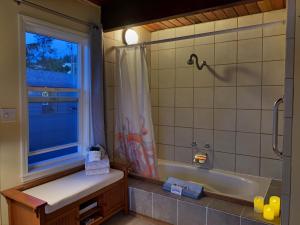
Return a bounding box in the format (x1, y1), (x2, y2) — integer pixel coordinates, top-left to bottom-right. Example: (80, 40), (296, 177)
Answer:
(157, 159), (271, 203)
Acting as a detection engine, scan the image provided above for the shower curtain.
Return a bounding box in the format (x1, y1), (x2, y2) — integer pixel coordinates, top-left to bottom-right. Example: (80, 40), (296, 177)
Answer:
(114, 46), (157, 178)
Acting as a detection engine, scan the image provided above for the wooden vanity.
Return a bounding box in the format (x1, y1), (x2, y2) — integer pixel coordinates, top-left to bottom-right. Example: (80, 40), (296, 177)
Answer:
(1, 163), (129, 225)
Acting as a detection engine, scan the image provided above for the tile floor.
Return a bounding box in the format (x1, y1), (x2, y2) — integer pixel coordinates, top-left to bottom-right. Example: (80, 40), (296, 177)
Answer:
(103, 213), (169, 225)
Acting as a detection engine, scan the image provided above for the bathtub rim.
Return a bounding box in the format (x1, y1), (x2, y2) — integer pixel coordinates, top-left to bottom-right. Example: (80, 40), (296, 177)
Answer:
(129, 159), (276, 206)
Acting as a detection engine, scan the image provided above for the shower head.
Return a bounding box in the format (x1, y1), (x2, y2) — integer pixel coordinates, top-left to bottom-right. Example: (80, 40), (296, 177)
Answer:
(187, 53), (207, 70)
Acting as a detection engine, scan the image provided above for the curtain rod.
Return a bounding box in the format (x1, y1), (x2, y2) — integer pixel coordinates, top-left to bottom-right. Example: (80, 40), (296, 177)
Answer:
(15, 0), (98, 28)
(115, 20), (285, 49)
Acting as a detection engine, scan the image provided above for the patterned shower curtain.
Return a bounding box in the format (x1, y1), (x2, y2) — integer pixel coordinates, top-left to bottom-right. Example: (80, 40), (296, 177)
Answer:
(114, 46), (157, 178)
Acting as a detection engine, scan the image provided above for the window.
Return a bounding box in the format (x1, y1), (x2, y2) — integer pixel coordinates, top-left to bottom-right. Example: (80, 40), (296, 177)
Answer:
(20, 16), (90, 180)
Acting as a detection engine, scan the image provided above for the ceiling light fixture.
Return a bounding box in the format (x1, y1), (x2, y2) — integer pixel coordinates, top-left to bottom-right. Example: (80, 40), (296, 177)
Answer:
(123, 29), (139, 45)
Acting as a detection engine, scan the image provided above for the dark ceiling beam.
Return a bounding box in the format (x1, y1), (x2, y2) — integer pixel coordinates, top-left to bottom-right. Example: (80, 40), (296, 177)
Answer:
(100, 0), (257, 31)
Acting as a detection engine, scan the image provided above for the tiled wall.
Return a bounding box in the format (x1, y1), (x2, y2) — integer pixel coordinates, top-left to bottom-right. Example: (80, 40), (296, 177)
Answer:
(149, 9), (286, 180)
(103, 27), (151, 160)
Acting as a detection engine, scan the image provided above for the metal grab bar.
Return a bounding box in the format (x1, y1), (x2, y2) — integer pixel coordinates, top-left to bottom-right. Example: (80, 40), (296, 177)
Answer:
(272, 97), (284, 158)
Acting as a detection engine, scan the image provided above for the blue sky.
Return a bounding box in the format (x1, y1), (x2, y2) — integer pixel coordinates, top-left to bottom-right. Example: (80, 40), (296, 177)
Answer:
(26, 32), (78, 58)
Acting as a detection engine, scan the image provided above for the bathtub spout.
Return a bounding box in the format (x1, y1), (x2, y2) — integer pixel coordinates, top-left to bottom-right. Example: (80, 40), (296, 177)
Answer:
(193, 153), (207, 165)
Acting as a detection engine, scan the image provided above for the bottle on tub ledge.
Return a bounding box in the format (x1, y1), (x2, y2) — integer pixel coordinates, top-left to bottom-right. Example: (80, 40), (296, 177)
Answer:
(85, 145), (110, 176)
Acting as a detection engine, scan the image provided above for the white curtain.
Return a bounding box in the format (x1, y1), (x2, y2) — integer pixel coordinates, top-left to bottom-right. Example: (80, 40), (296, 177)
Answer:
(114, 46), (157, 178)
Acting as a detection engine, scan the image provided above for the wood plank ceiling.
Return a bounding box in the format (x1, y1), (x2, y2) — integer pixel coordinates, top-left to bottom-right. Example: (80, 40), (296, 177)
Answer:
(142, 0), (285, 32)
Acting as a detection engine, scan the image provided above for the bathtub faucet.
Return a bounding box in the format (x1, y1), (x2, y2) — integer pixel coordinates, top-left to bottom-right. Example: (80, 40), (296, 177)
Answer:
(193, 153), (208, 165)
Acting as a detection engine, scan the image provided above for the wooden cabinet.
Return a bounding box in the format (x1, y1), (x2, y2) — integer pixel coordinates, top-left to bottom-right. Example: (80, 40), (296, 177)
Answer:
(1, 163), (129, 225)
(46, 209), (78, 225)
(101, 182), (125, 217)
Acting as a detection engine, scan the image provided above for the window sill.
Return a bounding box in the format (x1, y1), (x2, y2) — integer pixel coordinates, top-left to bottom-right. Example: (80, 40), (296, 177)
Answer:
(21, 154), (85, 183)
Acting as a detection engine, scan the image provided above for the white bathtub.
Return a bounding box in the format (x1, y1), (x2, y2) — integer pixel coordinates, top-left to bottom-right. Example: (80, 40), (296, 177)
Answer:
(157, 159), (271, 202)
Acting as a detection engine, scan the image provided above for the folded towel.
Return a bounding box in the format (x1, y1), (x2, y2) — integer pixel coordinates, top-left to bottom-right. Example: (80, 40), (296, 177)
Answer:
(85, 167), (110, 176)
(162, 177), (203, 199)
(85, 155), (110, 170)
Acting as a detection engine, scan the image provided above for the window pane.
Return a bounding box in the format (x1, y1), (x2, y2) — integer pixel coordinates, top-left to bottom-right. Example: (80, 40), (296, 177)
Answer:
(25, 32), (78, 88)
(28, 101), (78, 151)
(28, 146), (78, 165)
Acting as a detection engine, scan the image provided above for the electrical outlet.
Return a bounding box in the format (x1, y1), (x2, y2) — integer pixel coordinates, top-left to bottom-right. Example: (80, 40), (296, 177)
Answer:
(0, 108), (17, 122)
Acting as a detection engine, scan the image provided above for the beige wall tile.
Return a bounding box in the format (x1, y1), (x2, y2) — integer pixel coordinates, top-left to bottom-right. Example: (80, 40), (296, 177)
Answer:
(237, 110), (261, 133)
(195, 22), (215, 45)
(194, 129), (213, 149)
(263, 35), (286, 61)
(158, 144), (174, 160)
(263, 9), (286, 36)
(236, 155), (260, 176)
(261, 110), (284, 135)
(151, 89), (159, 106)
(158, 69), (175, 88)
(261, 134), (283, 159)
(214, 152), (235, 171)
(176, 47), (194, 68)
(237, 86), (261, 109)
(236, 132), (260, 156)
(262, 61), (285, 85)
(175, 127), (193, 147)
(175, 88), (193, 107)
(194, 88), (214, 108)
(159, 107), (174, 126)
(159, 49), (175, 69)
(260, 158), (282, 179)
(214, 87), (236, 108)
(214, 109), (236, 131)
(152, 107), (159, 125)
(150, 31), (159, 51)
(159, 88), (175, 107)
(175, 25), (194, 48)
(151, 51), (159, 69)
(150, 69), (159, 88)
(238, 38), (263, 63)
(194, 67), (214, 87)
(176, 67), (193, 87)
(159, 126), (174, 145)
(175, 146), (193, 163)
(215, 41), (237, 65)
(158, 28), (176, 50)
(194, 108), (213, 129)
(194, 44), (215, 65)
(215, 18), (237, 43)
(262, 86), (284, 110)
(214, 64), (237, 86)
(214, 131), (236, 153)
(175, 108), (193, 127)
(238, 14), (263, 40)
(237, 62), (262, 86)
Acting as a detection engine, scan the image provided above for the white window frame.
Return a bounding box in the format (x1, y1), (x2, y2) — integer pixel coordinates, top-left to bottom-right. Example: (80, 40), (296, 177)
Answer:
(19, 15), (91, 182)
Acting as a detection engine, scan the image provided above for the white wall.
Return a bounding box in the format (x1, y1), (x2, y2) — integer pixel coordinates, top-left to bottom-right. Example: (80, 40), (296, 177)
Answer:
(0, 1), (100, 224)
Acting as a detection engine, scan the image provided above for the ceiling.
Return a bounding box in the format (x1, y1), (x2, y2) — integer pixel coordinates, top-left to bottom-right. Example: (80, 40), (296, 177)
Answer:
(142, 0), (285, 32)
(89, 0), (285, 31)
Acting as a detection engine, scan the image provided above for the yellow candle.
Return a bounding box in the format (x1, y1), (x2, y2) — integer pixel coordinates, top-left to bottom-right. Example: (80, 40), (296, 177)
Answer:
(269, 196), (280, 217)
(254, 196), (264, 213)
(263, 205), (275, 221)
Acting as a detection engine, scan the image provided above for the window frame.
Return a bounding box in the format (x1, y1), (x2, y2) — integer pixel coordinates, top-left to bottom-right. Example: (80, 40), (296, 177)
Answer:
(19, 15), (91, 182)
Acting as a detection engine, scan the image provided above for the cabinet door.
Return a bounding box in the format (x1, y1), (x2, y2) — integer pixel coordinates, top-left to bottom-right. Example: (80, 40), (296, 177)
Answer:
(102, 182), (125, 216)
(46, 208), (78, 225)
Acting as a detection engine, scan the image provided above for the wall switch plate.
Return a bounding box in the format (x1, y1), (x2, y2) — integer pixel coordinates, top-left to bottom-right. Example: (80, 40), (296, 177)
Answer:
(0, 108), (17, 122)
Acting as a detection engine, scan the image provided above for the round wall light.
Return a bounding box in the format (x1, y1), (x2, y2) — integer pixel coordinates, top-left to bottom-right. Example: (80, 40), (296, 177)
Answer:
(123, 29), (139, 45)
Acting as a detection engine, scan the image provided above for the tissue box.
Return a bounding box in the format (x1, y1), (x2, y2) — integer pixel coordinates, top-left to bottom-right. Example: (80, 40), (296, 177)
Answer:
(85, 167), (110, 176)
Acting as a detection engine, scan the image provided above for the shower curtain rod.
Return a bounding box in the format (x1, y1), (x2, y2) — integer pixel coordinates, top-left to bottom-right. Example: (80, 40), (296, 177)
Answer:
(115, 20), (285, 49)
(15, 0), (98, 28)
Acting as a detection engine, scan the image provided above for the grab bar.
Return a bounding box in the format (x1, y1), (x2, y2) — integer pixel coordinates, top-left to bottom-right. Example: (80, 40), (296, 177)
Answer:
(272, 97), (284, 158)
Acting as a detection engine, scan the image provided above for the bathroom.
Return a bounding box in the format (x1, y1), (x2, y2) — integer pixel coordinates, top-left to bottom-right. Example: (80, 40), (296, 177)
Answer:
(0, 0), (299, 225)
